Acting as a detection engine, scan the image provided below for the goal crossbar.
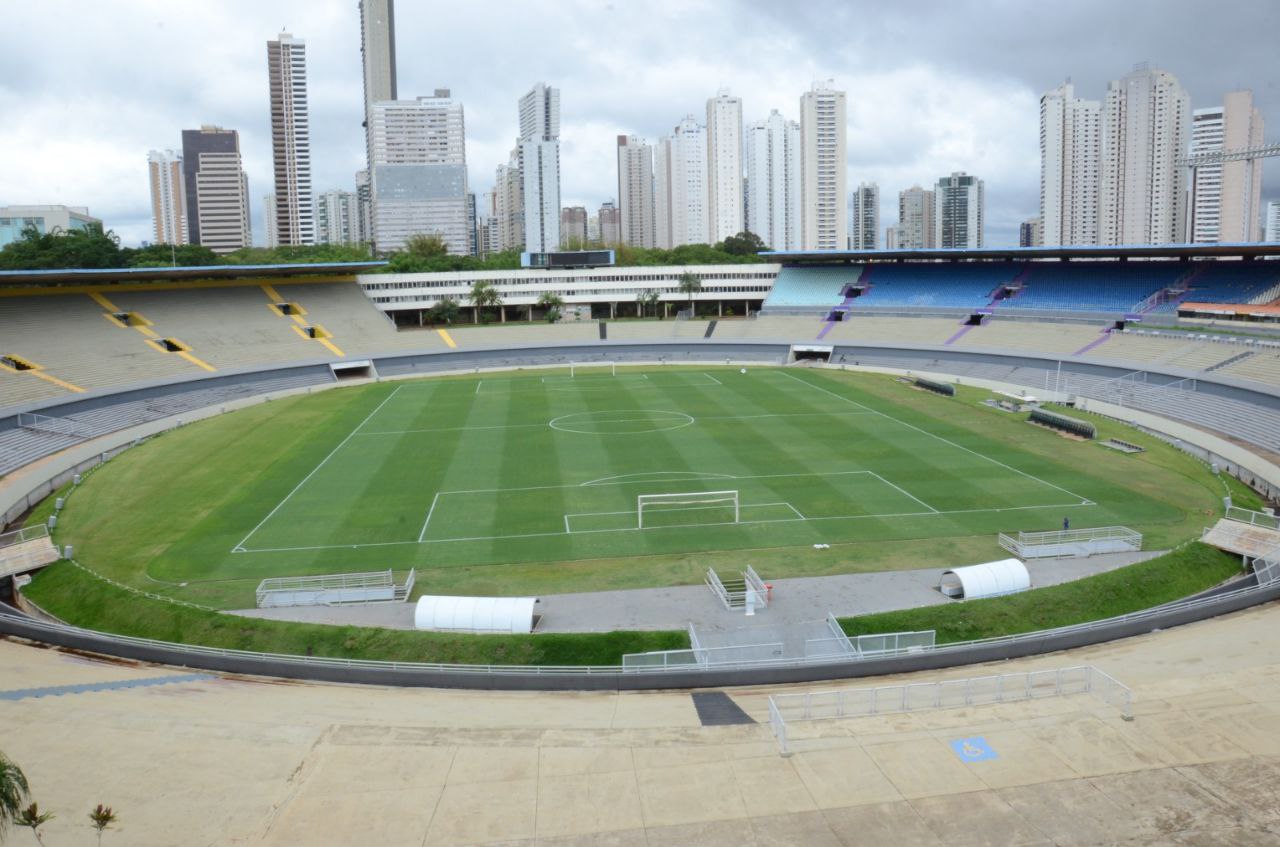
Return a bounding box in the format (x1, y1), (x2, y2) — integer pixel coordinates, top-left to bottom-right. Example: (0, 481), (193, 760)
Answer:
(569, 362), (616, 377)
(637, 490), (740, 528)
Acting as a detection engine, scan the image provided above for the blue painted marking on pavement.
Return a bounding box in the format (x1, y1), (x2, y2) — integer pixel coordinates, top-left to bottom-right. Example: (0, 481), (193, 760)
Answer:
(0, 673), (212, 701)
(950, 736), (998, 762)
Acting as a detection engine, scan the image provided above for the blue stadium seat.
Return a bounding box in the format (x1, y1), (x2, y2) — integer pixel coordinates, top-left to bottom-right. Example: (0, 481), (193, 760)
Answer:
(853, 263), (1019, 309)
(762, 265), (861, 309)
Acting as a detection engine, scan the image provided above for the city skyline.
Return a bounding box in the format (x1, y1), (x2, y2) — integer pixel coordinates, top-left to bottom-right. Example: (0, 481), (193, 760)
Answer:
(1, 0), (1277, 249)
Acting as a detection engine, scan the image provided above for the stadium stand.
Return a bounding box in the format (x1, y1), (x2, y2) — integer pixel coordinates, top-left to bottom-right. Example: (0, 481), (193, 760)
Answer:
(1004, 262), (1187, 314)
(0, 366), (70, 408)
(1148, 261), (1280, 314)
(274, 282), (442, 353)
(952, 320), (1104, 355)
(851, 262), (1019, 310)
(447, 321), (601, 348)
(824, 316), (963, 345)
(1216, 349), (1280, 387)
(761, 265), (860, 311)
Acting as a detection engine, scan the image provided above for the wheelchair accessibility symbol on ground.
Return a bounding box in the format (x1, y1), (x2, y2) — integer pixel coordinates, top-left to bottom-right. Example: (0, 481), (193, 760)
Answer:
(950, 737), (998, 763)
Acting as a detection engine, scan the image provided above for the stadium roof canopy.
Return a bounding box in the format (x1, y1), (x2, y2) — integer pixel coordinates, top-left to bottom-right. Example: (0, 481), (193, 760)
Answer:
(762, 243), (1280, 264)
(0, 261), (389, 287)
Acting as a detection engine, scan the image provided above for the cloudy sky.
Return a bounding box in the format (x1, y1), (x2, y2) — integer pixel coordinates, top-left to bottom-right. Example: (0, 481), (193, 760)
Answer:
(2, 0), (1277, 248)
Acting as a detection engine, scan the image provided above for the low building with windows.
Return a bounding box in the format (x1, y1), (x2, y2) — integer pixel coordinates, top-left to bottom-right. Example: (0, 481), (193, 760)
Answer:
(0, 205), (103, 248)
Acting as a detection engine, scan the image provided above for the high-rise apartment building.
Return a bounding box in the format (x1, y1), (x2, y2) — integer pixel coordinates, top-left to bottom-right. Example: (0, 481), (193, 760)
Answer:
(1100, 64), (1189, 245)
(1265, 201), (1280, 243)
(317, 189), (360, 245)
(598, 201), (621, 245)
(1189, 91), (1265, 243)
(147, 149), (187, 245)
(518, 83), (561, 253)
(706, 91), (743, 243)
(884, 226), (899, 250)
(368, 90), (470, 254)
(896, 185), (935, 249)
(655, 116), (710, 248)
(180, 126), (250, 253)
(266, 32), (315, 245)
(359, 0), (397, 164)
(1040, 80), (1101, 247)
(560, 206), (588, 247)
(263, 194), (279, 247)
(616, 135), (655, 248)
(800, 82), (847, 250)
(354, 169), (372, 244)
(744, 110), (801, 251)
(1019, 217), (1044, 247)
(935, 172), (984, 249)
(849, 182), (878, 249)
(492, 152), (524, 253)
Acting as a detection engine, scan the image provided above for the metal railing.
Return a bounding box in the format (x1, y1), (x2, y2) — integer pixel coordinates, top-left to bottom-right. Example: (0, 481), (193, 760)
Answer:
(998, 525), (1143, 559)
(1225, 506), (1280, 531)
(767, 665), (1132, 755)
(0, 524), (50, 549)
(621, 641), (785, 671)
(255, 568), (416, 607)
(17, 412), (92, 439)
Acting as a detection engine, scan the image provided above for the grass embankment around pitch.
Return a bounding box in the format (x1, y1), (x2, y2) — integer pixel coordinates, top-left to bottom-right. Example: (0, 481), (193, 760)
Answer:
(838, 542), (1243, 643)
(21, 542), (1246, 665)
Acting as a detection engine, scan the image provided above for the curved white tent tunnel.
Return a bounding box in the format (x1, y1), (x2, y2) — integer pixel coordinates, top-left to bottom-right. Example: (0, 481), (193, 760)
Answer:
(414, 596), (539, 634)
(938, 559), (1030, 600)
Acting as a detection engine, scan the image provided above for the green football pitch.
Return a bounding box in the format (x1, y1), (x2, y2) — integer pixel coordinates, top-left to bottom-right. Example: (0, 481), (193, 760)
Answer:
(55, 366), (1210, 607)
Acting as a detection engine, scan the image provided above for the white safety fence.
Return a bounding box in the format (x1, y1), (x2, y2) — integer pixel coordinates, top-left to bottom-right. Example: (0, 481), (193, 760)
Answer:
(1226, 506), (1280, 531)
(998, 525), (1142, 559)
(1253, 549), (1280, 587)
(17, 412), (92, 439)
(767, 665), (1133, 755)
(255, 569), (416, 608)
(705, 564), (768, 611)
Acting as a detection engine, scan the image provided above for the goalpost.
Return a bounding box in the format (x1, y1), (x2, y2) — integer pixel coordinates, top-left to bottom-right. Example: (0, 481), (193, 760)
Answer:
(569, 362), (616, 377)
(637, 490), (740, 528)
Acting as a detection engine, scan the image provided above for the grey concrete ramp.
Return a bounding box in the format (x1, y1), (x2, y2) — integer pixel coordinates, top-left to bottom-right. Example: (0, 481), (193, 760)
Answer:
(1201, 518), (1280, 558)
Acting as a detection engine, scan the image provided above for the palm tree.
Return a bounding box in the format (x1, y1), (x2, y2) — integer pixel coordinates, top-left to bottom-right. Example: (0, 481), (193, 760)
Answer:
(635, 289), (660, 319)
(677, 272), (702, 317)
(468, 281), (503, 324)
(16, 803), (52, 845)
(535, 292), (564, 323)
(0, 753), (31, 841)
(88, 804), (118, 845)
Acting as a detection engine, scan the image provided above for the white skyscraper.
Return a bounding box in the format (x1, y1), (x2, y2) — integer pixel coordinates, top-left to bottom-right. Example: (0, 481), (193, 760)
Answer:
(317, 189), (359, 245)
(655, 116), (710, 248)
(1100, 65), (1190, 246)
(359, 0), (397, 172)
(518, 83), (561, 253)
(263, 194), (278, 247)
(492, 150), (524, 253)
(706, 91), (743, 243)
(354, 169), (372, 244)
(616, 135), (655, 248)
(935, 172), (984, 249)
(369, 90), (470, 255)
(1040, 80), (1101, 247)
(800, 82), (847, 250)
(1265, 201), (1280, 243)
(897, 185), (936, 249)
(744, 110), (801, 251)
(147, 149), (187, 246)
(849, 182), (878, 249)
(266, 32), (315, 245)
(1189, 91), (1265, 243)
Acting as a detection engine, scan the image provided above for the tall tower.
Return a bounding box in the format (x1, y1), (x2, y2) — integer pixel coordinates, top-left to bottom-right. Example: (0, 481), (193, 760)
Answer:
(655, 116), (710, 248)
(147, 149), (187, 245)
(744, 110), (801, 251)
(616, 135), (655, 248)
(935, 172), (984, 249)
(266, 32), (315, 245)
(706, 90), (743, 243)
(360, 0), (397, 171)
(896, 185), (936, 249)
(800, 82), (847, 250)
(180, 126), (250, 254)
(1100, 64), (1190, 245)
(368, 91), (470, 254)
(1040, 80), (1101, 247)
(1189, 91), (1265, 243)
(849, 182), (879, 249)
(518, 83), (561, 253)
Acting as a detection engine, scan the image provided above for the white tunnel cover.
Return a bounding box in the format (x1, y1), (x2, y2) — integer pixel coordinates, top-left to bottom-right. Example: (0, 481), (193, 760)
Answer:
(414, 595), (539, 634)
(938, 558), (1030, 600)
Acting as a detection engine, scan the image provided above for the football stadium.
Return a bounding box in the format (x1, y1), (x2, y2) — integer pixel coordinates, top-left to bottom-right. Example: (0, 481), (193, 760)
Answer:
(4, 244), (1280, 841)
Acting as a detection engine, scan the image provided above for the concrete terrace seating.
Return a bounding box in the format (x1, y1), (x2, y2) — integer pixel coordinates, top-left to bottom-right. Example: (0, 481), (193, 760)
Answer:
(762, 265), (860, 310)
(0, 427), (82, 476)
(714, 316), (823, 340)
(954, 320), (1104, 355)
(0, 294), (201, 392)
(827, 316), (962, 345)
(274, 283), (440, 355)
(853, 263), (1018, 310)
(1148, 262), (1280, 314)
(109, 287), (319, 370)
(0, 368), (68, 408)
(446, 322), (600, 349)
(1218, 350), (1280, 387)
(1005, 263), (1185, 314)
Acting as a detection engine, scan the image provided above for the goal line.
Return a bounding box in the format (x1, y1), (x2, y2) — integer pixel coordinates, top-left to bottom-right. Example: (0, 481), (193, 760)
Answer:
(637, 490), (739, 528)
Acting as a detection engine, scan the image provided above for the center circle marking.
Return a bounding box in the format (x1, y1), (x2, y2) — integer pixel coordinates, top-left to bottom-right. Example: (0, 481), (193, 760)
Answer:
(548, 410), (695, 435)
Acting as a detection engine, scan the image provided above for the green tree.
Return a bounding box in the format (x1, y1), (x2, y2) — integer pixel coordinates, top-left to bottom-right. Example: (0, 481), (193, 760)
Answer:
(88, 804), (118, 846)
(404, 233), (449, 259)
(469, 280), (503, 323)
(429, 296), (460, 326)
(0, 224), (124, 270)
(536, 292), (565, 323)
(16, 803), (52, 845)
(677, 271), (702, 316)
(0, 753), (31, 840)
(635, 288), (661, 319)
(716, 231), (768, 256)
(121, 243), (219, 268)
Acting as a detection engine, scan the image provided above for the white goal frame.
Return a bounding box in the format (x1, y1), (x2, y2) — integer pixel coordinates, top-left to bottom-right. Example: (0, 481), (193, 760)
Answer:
(569, 362), (616, 377)
(637, 490), (740, 528)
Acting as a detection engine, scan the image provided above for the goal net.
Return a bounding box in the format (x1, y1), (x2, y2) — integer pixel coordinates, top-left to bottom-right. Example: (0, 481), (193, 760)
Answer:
(569, 362), (616, 377)
(637, 490), (740, 528)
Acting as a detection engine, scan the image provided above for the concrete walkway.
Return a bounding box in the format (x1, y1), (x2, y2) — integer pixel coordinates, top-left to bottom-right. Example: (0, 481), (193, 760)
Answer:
(230, 550), (1163, 633)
